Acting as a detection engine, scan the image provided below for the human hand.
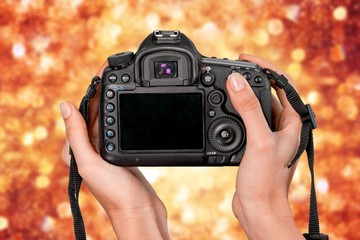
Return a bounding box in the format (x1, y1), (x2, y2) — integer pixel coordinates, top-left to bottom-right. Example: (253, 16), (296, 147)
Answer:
(61, 62), (169, 240)
(227, 54), (304, 239)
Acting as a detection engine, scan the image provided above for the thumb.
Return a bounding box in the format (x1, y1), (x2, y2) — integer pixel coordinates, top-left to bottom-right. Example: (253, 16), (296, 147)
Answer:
(60, 101), (100, 173)
(226, 73), (271, 141)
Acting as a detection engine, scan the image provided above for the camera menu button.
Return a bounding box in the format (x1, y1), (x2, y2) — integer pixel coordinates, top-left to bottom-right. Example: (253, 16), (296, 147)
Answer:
(108, 74), (117, 83)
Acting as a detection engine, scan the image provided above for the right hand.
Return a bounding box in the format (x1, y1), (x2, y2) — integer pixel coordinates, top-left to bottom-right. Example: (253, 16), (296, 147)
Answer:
(227, 54), (304, 240)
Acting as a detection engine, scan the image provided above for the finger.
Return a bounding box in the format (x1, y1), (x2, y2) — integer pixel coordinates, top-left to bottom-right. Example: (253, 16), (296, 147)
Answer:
(271, 94), (283, 131)
(61, 140), (70, 167)
(271, 81), (300, 110)
(60, 101), (103, 173)
(96, 60), (109, 77)
(240, 54), (297, 108)
(278, 107), (302, 137)
(89, 60), (109, 141)
(226, 73), (271, 141)
(239, 54), (295, 86)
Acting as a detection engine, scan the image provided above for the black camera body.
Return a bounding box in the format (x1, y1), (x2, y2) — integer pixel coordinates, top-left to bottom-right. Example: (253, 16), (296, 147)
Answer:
(99, 30), (271, 166)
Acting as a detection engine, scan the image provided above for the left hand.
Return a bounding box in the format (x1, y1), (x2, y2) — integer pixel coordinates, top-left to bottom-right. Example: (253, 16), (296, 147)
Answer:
(61, 61), (169, 240)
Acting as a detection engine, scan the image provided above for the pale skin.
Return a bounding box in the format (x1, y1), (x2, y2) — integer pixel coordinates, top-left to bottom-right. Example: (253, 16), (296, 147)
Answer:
(61, 54), (305, 239)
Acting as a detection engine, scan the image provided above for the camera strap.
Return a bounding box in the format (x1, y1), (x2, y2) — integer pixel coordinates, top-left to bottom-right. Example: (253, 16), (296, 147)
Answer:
(264, 68), (328, 240)
(68, 72), (328, 240)
(68, 76), (100, 240)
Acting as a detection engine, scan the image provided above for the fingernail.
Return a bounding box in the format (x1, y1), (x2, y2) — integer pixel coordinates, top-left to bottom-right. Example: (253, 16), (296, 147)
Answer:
(60, 102), (72, 119)
(228, 73), (245, 92)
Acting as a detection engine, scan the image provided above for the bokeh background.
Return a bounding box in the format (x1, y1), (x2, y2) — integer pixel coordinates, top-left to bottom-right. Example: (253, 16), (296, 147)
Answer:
(1, 0), (359, 239)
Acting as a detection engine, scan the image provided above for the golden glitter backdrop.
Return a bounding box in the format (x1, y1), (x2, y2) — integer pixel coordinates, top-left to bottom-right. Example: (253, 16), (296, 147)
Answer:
(0, 0), (359, 239)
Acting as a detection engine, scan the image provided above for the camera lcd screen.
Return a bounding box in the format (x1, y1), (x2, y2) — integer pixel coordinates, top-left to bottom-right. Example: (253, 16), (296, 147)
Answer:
(154, 61), (178, 78)
(119, 93), (203, 150)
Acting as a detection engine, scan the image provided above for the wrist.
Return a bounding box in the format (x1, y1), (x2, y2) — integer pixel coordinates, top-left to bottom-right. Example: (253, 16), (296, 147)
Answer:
(107, 206), (168, 240)
(233, 194), (304, 240)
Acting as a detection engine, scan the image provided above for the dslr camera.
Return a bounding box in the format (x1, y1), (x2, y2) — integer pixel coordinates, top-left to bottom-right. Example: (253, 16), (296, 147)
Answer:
(99, 30), (271, 166)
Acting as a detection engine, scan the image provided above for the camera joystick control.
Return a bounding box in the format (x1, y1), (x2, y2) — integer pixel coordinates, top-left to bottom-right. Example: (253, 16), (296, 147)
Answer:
(108, 51), (135, 67)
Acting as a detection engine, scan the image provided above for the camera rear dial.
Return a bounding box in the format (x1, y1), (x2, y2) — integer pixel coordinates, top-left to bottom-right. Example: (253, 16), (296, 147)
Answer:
(208, 117), (245, 153)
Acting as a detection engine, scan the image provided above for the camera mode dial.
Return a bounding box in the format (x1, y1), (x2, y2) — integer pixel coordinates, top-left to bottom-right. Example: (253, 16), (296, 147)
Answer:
(208, 117), (245, 153)
(108, 51), (135, 67)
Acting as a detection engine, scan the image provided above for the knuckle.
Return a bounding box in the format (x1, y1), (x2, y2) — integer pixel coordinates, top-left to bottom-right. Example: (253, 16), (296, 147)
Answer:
(77, 164), (91, 178)
(65, 123), (77, 139)
(252, 136), (276, 152)
(65, 122), (87, 139)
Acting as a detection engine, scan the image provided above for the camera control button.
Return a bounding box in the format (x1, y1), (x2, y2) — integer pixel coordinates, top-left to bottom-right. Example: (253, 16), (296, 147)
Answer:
(208, 110), (216, 117)
(243, 72), (252, 80)
(219, 129), (233, 143)
(106, 130), (115, 139)
(208, 156), (217, 164)
(106, 103), (115, 112)
(106, 90), (115, 99)
(106, 143), (115, 152)
(106, 117), (115, 125)
(216, 155), (226, 164)
(121, 74), (130, 83)
(202, 73), (215, 86)
(254, 76), (263, 83)
(108, 74), (117, 83)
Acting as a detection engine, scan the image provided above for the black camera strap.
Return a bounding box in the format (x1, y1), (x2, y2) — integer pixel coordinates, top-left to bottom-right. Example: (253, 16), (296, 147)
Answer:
(68, 72), (328, 240)
(264, 69), (328, 240)
(68, 76), (100, 240)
